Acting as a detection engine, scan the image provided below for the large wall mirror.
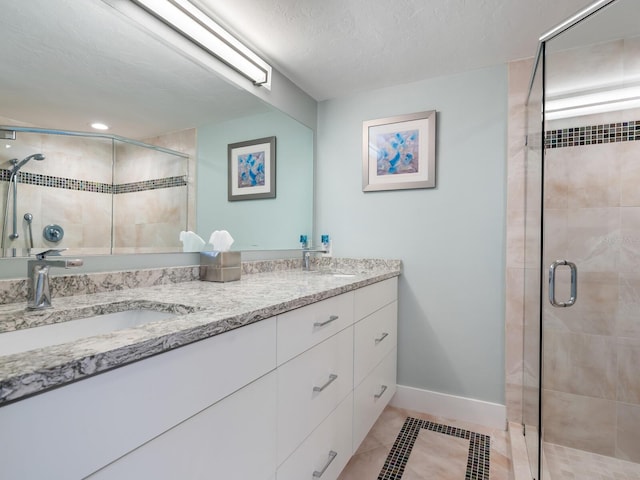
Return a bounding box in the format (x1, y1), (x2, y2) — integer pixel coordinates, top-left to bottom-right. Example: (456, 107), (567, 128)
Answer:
(0, 0), (314, 261)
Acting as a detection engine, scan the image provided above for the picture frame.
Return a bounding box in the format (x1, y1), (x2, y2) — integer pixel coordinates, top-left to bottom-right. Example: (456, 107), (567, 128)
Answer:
(228, 136), (276, 201)
(362, 110), (437, 192)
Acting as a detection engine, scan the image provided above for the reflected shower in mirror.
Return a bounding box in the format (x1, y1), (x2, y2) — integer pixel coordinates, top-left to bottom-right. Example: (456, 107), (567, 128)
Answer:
(0, 0), (314, 261)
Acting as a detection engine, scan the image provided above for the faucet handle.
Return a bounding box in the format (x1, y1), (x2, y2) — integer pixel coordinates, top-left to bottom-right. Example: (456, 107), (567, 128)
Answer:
(36, 248), (68, 260)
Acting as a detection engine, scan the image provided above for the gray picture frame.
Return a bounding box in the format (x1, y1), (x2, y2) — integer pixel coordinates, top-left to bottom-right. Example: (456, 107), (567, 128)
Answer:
(362, 110), (436, 192)
(228, 136), (276, 201)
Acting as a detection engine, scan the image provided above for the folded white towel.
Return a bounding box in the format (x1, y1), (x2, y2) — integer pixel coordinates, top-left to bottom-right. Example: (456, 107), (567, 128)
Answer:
(208, 230), (234, 252)
(179, 231), (206, 252)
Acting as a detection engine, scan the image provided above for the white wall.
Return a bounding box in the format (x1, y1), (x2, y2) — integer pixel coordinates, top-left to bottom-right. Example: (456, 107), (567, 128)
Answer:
(316, 65), (508, 404)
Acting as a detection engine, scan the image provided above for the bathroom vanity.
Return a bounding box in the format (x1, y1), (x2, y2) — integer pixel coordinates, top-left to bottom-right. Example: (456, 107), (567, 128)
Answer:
(0, 259), (399, 479)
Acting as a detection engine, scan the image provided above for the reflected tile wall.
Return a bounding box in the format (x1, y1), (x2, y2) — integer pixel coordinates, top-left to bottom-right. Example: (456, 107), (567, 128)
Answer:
(1, 128), (194, 255)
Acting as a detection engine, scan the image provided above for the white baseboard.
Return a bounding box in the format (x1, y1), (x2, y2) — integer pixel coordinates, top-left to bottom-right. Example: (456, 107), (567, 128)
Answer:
(390, 384), (507, 430)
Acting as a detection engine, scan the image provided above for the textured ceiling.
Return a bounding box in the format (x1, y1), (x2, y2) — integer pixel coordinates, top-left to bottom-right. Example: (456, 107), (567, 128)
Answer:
(0, 0), (599, 140)
(200, 0), (593, 100)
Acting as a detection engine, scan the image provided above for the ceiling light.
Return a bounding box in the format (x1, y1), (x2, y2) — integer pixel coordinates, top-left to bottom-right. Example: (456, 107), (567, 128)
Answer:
(91, 122), (110, 130)
(546, 84), (640, 120)
(129, 0), (271, 87)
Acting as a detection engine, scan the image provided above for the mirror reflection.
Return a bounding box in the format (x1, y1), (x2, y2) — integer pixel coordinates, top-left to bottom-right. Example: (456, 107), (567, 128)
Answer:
(0, 0), (313, 259)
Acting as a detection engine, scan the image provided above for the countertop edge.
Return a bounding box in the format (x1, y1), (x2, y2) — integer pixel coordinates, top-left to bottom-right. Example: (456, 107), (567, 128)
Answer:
(0, 269), (399, 405)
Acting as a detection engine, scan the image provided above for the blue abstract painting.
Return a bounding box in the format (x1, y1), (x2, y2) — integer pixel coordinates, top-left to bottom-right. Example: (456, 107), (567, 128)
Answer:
(376, 130), (419, 175)
(237, 151), (266, 188)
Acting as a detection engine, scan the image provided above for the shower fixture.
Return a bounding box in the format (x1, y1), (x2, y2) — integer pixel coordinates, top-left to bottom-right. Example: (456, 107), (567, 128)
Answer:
(1, 153), (45, 254)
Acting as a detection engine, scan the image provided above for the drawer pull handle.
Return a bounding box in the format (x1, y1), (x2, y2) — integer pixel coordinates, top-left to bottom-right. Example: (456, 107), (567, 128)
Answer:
(313, 374), (338, 393)
(312, 450), (337, 478)
(314, 315), (339, 328)
(374, 385), (388, 399)
(374, 332), (389, 344)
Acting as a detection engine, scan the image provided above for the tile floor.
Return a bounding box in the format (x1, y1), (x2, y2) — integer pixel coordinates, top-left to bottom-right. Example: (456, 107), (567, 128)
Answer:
(338, 405), (513, 480)
(544, 443), (640, 480)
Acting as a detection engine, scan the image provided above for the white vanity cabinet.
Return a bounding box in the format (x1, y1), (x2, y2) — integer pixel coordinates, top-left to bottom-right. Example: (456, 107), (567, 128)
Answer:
(0, 317), (277, 480)
(353, 278), (398, 451)
(0, 275), (398, 480)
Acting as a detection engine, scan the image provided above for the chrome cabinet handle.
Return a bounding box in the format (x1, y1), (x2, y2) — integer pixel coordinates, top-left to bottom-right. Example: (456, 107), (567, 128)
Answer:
(374, 384), (388, 399)
(312, 450), (337, 478)
(374, 332), (389, 344)
(314, 315), (339, 327)
(313, 374), (338, 393)
(549, 260), (577, 308)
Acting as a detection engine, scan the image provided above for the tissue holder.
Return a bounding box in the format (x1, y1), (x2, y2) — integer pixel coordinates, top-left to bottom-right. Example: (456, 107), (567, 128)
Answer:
(199, 251), (241, 282)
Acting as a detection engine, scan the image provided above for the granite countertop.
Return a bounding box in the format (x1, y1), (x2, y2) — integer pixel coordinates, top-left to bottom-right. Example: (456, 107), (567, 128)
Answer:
(0, 260), (400, 405)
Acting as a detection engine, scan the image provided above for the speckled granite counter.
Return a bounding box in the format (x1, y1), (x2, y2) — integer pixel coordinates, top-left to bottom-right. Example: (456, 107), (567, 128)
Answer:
(0, 259), (400, 405)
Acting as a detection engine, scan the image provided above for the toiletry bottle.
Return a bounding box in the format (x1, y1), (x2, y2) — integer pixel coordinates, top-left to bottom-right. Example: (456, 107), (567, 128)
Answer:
(300, 235), (308, 249)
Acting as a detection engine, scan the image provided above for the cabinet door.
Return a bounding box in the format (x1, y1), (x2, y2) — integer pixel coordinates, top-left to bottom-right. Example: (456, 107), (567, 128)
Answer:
(0, 317), (276, 480)
(87, 371), (277, 480)
(353, 348), (397, 451)
(277, 292), (354, 366)
(277, 326), (353, 465)
(354, 301), (397, 387)
(277, 393), (353, 480)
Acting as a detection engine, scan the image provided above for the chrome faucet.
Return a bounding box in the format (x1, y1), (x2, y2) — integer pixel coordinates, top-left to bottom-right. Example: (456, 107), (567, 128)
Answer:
(27, 248), (83, 310)
(302, 247), (328, 271)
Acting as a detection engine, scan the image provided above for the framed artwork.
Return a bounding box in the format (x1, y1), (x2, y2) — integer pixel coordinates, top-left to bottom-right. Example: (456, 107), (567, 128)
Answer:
(228, 136), (276, 201)
(362, 110), (437, 192)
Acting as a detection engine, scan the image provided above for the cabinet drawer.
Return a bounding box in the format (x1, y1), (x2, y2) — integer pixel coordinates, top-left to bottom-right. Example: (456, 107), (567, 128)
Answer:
(277, 326), (353, 465)
(0, 317), (277, 480)
(277, 292), (354, 365)
(354, 277), (398, 321)
(88, 371), (277, 480)
(354, 301), (397, 387)
(353, 348), (397, 451)
(277, 393), (353, 480)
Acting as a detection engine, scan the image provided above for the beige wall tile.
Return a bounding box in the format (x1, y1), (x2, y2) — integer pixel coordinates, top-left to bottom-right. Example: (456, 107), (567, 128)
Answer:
(620, 207), (640, 272)
(567, 207), (620, 273)
(616, 402), (640, 463)
(542, 389), (616, 456)
(616, 338), (640, 405)
(543, 331), (617, 400)
(617, 272), (640, 338)
(565, 144), (621, 209)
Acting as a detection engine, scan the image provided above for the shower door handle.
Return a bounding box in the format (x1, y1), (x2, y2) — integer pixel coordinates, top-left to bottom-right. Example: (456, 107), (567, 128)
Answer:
(549, 260), (577, 308)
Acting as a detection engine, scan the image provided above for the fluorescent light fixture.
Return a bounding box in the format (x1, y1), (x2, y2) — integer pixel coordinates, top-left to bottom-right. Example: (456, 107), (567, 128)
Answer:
(546, 84), (640, 120)
(91, 122), (110, 130)
(131, 0), (271, 87)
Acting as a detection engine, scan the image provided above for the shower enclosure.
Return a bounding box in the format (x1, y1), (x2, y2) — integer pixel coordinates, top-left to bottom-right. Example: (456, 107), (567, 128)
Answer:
(0, 127), (189, 257)
(523, 0), (640, 478)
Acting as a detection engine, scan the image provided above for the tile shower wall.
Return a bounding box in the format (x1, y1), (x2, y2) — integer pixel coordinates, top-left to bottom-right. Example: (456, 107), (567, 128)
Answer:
(112, 129), (193, 254)
(0, 128), (193, 256)
(0, 132), (113, 255)
(506, 35), (640, 463)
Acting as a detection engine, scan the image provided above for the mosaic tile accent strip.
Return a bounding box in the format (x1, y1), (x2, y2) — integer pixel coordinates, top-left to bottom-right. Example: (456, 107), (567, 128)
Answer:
(545, 120), (640, 149)
(114, 175), (187, 194)
(0, 171), (186, 195)
(377, 417), (490, 480)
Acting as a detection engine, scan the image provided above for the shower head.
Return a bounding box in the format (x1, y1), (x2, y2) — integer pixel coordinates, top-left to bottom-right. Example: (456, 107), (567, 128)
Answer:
(11, 153), (45, 174)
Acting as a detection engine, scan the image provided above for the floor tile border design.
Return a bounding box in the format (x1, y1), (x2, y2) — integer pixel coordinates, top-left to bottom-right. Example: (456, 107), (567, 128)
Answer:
(377, 417), (491, 480)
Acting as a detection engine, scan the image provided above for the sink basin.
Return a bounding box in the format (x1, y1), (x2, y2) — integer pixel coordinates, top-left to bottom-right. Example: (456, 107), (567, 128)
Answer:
(0, 309), (176, 356)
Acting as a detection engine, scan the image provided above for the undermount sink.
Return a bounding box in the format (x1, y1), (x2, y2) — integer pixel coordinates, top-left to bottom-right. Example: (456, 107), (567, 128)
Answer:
(0, 309), (177, 357)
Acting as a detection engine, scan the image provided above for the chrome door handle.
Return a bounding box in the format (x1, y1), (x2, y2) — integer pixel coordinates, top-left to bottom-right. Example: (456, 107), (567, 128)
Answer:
(374, 332), (389, 344)
(312, 450), (337, 478)
(314, 315), (339, 327)
(313, 374), (338, 393)
(549, 260), (577, 308)
(374, 384), (388, 399)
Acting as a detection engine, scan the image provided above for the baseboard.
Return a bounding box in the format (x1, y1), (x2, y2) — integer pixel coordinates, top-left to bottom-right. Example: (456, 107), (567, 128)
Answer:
(390, 384), (507, 430)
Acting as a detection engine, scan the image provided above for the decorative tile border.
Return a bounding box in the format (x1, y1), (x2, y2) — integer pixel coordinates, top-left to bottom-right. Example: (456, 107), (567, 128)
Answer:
(113, 175), (188, 194)
(377, 417), (490, 480)
(545, 120), (640, 149)
(0, 170), (187, 195)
